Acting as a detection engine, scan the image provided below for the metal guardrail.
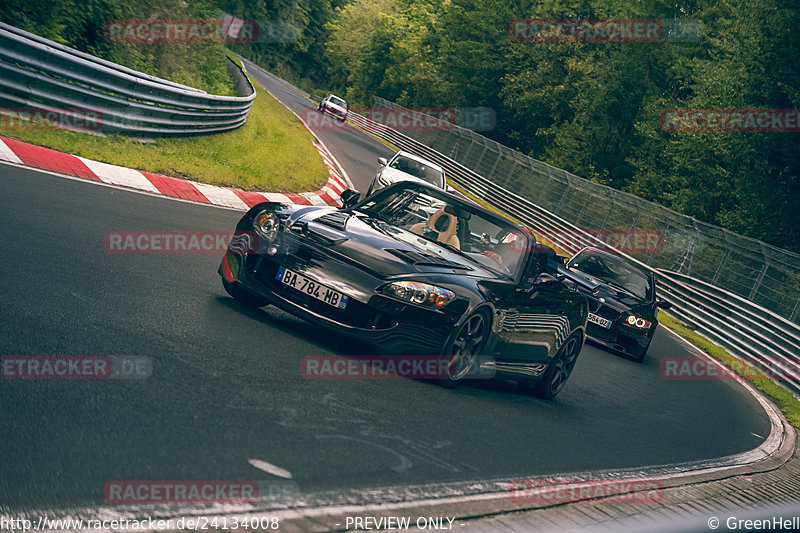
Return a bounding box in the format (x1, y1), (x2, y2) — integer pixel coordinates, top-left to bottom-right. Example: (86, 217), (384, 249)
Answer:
(0, 22), (255, 136)
(343, 106), (800, 395)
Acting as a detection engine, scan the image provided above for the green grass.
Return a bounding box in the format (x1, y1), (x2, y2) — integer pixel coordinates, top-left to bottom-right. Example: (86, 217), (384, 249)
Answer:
(449, 181), (800, 429)
(0, 56), (328, 193)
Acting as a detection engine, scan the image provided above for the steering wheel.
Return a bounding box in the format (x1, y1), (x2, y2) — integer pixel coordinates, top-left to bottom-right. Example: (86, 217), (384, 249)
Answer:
(483, 250), (511, 274)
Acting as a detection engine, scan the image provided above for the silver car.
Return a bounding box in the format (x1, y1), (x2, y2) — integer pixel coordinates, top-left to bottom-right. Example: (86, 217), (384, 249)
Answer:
(366, 151), (448, 196)
(318, 94), (348, 121)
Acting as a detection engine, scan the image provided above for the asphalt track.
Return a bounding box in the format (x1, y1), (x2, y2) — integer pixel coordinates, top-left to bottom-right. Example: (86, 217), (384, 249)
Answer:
(0, 66), (772, 515)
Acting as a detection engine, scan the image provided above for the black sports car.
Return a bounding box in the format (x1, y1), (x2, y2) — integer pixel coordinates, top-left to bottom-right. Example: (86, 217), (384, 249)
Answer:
(559, 247), (671, 362)
(219, 181), (588, 399)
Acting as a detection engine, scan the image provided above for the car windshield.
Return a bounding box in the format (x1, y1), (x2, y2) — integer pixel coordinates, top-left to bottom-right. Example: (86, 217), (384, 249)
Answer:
(360, 186), (529, 279)
(388, 155), (444, 187)
(329, 96), (346, 108)
(569, 249), (652, 300)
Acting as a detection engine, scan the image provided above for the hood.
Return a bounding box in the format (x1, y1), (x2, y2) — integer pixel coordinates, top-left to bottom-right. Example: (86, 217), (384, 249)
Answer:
(378, 166), (441, 189)
(562, 266), (649, 311)
(289, 209), (496, 279)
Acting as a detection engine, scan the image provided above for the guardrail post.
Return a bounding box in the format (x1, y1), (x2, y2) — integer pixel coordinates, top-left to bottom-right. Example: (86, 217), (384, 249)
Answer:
(748, 261), (770, 300)
(599, 201), (615, 231)
(712, 249), (731, 284)
(620, 208), (642, 252)
(538, 174), (553, 204)
(554, 179), (571, 212)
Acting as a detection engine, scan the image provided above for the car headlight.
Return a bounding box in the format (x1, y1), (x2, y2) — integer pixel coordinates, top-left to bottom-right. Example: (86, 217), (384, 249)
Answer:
(253, 210), (279, 242)
(378, 174), (391, 186)
(382, 281), (455, 308)
(625, 314), (651, 329)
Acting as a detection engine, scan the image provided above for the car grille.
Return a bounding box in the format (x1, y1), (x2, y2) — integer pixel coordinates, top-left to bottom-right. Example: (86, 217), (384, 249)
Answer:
(587, 299), (623, 321)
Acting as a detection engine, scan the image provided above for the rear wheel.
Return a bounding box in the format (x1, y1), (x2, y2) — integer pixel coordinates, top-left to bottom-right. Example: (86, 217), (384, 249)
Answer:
(520, 332), (583, 399)
(222, 278), (269, 308)
(440, 311), (489, 387)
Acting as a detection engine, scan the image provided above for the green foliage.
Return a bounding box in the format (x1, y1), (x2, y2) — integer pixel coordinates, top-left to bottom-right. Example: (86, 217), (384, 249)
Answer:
(1, 0), (236, 95)
(317, 0), (799, 253)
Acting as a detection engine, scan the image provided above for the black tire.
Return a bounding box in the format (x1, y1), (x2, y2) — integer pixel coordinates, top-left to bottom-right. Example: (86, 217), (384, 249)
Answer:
(521, 332), (583, 399)
(222, 278), (269, 308)
(439, 310), (490, 387)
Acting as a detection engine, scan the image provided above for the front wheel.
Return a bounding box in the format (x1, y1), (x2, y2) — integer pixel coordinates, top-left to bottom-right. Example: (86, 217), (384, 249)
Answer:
(439, 311), (489, 387)
(222, 278), (269, 308)
(520, 332), (583, 399)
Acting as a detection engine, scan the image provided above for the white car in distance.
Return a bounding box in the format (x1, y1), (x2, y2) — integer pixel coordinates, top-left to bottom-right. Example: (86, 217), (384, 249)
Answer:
(367, 151), (450, 196)
(318, 94), (348, 121)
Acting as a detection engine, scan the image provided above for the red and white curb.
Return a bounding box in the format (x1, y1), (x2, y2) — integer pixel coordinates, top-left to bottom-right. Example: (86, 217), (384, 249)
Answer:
(0, 135), (349, 211)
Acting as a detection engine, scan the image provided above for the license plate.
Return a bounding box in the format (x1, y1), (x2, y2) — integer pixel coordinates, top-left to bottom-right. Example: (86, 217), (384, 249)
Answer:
(276, 266), (349, 310)
(588, 313), (612, 329)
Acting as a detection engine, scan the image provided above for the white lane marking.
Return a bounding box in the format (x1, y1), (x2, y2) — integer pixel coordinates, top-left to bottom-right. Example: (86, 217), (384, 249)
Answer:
(192, 182), (250, 210)
(300, 192), (328, 206)
(263, 192), (291, 203)
(326, 177), (346, 194)
(248, 459), (293, 479)
(0, 160), (243, 211)
(0, 139), (24, 165)
(77, 157), (160, 193)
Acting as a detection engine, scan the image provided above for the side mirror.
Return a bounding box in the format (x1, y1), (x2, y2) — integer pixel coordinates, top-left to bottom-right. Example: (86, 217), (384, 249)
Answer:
(377, 157), (388, 166)
(657, 299), (672, 310)
(340, 189), (361, 209)
(557, 254), (570, 265)
(445, 184), (456, 193)
(528, 273), (561, 296)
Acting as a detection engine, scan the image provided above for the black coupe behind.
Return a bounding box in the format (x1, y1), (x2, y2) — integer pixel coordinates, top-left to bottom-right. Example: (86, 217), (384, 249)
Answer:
(219, 181), (589, 399)
(560, 247), (671, 362)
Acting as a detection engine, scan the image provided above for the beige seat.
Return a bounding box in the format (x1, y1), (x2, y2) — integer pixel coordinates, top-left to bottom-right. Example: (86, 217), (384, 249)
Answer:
(409, 208), (460, 249)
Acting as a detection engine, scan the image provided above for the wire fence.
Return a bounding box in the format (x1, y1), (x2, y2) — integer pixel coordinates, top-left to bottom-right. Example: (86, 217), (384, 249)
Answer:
(373, 96), (800, 326)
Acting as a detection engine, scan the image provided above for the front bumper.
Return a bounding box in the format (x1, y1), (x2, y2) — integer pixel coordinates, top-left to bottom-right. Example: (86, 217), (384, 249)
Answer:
(585, 301), (653, 356)
(321, 106), (347, 120)
(220, 247), (456, 355)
